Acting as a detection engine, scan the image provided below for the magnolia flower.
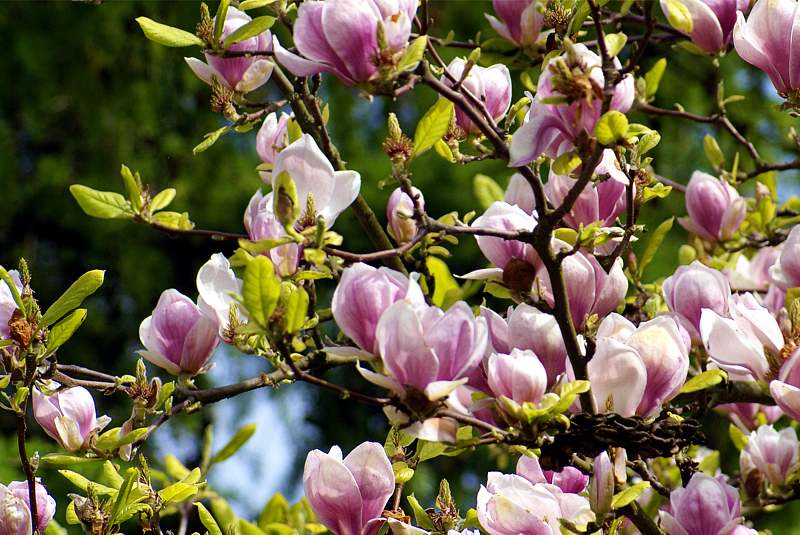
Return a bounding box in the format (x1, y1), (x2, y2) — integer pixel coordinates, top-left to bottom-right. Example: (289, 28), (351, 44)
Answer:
(516, 455), (589, 494)
(663, 260), (731, 342)
(0, 269), (21, 340)
(770, 225), (800, 289)
(303, 442), (394, 535)
(477, 472), (594, 534)
(33, 386), (111, 452)
(486, 349), (548, 405)
(273, 0), (417, 85)
(504, 173), (536, 214)
(741, 425), (799, 486)
(386, 187), (422, 245)
(470, 201), (538, 271)
(718, 402), (783, 432)
(507, 304), (569, 384)
(588, 452), (614, 517)
(331, 263), (423, 356)
(444, 58), (512, 134)
(185, 7), (273, 92)
(678, 171), (746, 242)
(197, 253), (245, 334)
(361, 295), (488, 402)
(660, 0), (749, 53)
(770, 348), (800, 421)
(726, 247), (781, 292)
(544, 150), (631, 229)
(485, 0), (544, 47)
(244, 190), (302, 277)
(138, 289), (220, 376)
(588, 314), (689, 417)
(256, 112), (291, 182)
(0, 481), (56, 535)
(700, 293), (784, 380)
(734, 0), (800, 97)
(659, 473), (748, 535)
(509, 44), (635, 166)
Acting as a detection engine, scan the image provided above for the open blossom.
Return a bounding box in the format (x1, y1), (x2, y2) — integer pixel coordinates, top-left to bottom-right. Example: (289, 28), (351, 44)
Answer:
(679, 171), (746, 242)
(770, 348), (800, 421)
(486, 349), (548, 405)
(517, 455), (589, 494)
(470, 201), (538, 271)
(185, 7), (273, 92)
(660, 473), (749, 535)
(770, 225), (800, 289)
(544, 150), (631, 229)
(331, 263), (423, 355)
(726, 246), (785, 313)
(244, 190), (302, 277)
(33, 386), (111, 452)
(700, 293), (784, 380)
(663, 260), (731, 342)
(718, 402), (783, 432)
(509, 44), (634, 166)
(0, 269), (21, 339)
(507, 304), (568, 384)
(741, 425), (799, 486)
(734, 0), (800, 97)
(504, 173), (536, 214)
(138, 289), (220, 376)
(0, 482), (56, 535)
(256, 112), (291, 182)
(303, 442), (394, 535)
(197, 253), (246, 334)
(477, 472), (594, 535)
(362, 296), (488, 401)
(588, 314), (689, 417)
(444, 58), (512, 134)
(660, 0), (749, 53)
(485, 0), (543, 47)
(386, 187), (422, 245)
(273, 0), (417, 85)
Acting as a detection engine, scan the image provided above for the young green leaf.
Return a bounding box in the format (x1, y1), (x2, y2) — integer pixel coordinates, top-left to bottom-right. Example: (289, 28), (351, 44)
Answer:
(242, 256), (281, 327)
(46, 308), (87, 353)
(214, 0), (231, 44)
(280, 283), (309, 334)
(644, 58), (667, 99)
(41, 270), (105, 327)
(196, 502), (224, 535)
(638, 217), (673, 277)
(70, 185), (134, 219)
(729, 423), (749, 450)
(413, 99), (455, 157)
(472, 174), (504, 210)
(223, 16), (275, 49)
(158, 482), (199, 504)
(703, 135), (725, 169)
(397, 35), (427, 72)
(611, 482), (650, 509)
(150, 188), (177, 212)
(239, 0), (278, 9)
(679, 369), (727, 394)
(595, 111), (629, 145)
(662, 0), (693, 33)
(211, 423), (257, 464)
(120, 165), (142, 212)
(604, 33), (627, 57)
(136, 17), (205, 47)
(193, 126), (230, 154)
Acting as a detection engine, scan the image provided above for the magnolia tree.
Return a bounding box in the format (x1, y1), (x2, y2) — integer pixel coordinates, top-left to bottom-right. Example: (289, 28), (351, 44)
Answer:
(6, 0), (800, 533)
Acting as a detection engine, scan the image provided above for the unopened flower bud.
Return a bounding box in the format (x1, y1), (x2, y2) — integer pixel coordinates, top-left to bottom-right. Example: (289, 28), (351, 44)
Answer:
(589, 451), (613, 519)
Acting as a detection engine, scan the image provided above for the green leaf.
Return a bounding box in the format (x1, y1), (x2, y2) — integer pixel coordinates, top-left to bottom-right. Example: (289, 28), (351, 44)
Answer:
(729, 423), (749, 450)
(637, 217), (673, 277)
(152, 211), (194, 230)
(595, 111), (628, 145)
(211, 423), (257, 464)
(242, 257), (281, 328)
(426, 257), (460, 309)
(194, 126), (230, 154)
(240, 519), (268, 535)
(159, 482), (199, 503)
(258, 493), (290, 525)
(95, 427), (149, 451)
(239, 0), (277, 9)
(150, 188), (177, 212)
(223, 16), (275, 48)
(46, 309), (87, 353)
(59, 470), (116, 495)
(434, 139), (455, 162)
(164, 454), (191, 480)
(196, 502), (224, 535)
(110, 469), (137, 525)
(412, 99), (455, 157)
(70, 185), (134, 219)
(611, 482), (650, 509)
(641, 182), (672, 203)
(397, 35), (427, 72)
(214, 0), (231, 44)
(644, 58), (667, 99)
(44, 520), (68, 535)
(637, 131), (661, 155)
(552, 152), (582, 175)
(662, 0), (693, 33)
(679, 369), (727, 394)
(41, 270), (105, 327)
(39, 454), (104, 468)
(473, 174), (504, 210)
(136, 17), (204, 47)
(406, 495), (435, 530)
(120, 165), (142, 212)
(211, 498), (238, 533)
(703, 135), (725, 169)
(604, 33), (627, 57)
(280, 283), (309, 334)
(101, 461), (125, 489)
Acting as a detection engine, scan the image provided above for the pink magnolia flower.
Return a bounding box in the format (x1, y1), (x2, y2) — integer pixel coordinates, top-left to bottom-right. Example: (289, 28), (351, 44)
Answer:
(700, 293), (784, 381)
(589, 314), (689, 417)
(663, 260), (731, 342)
(740, 424), (799, 486)
(196, 253), (246, 334)
(504, 173), (536, 214)
(0, 481), (56, 535)
(138, 289), (220, 376)
(33, 386), (111, 452)
(273, 0), (417, 85)
(770, 348), (800, 421)
(443, 58), (512, 134)
(509, 44), (634, 166)
(517, 455), (589, 494)
(303, 442), (394, 535)
(659, 473), (748, 535)
(734, 0), (800, 97)
(544, 150), (631, 229)
(486, 349), (548, 405)
(589, 451), (614, 517)
(485, 0), (544, 47)
(185, 7), (273, 93)
(470, 201), (538, 272)
(717, 402), (783, 432)
(679, 171), (746, 242)
(331, 263), (423, 356)
(770, 225), (800, 289)
(386, 187), (422, 245)
(507, 304), (569, 385)
(726, 247), (781, 292)
(0, 269), (22, 340)
(660, 0), (750, 53)
(244, 190), (302, 277)
(256, 112), (291, 182)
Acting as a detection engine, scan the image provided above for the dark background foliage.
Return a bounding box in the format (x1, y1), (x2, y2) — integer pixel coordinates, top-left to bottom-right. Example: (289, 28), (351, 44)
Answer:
(1, 0), (798, 532)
